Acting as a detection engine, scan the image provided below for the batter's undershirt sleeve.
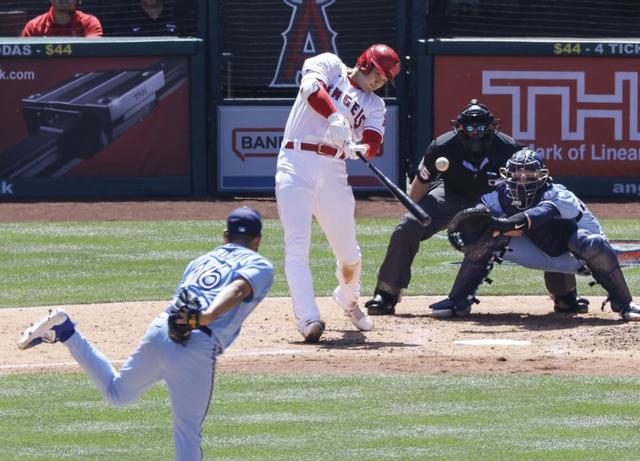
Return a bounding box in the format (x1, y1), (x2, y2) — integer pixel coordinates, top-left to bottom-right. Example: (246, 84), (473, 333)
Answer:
(361, 129), (382, 159)
(307, 82), (337, 118)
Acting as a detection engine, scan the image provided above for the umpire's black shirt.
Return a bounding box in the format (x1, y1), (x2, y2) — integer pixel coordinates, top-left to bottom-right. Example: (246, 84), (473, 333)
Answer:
(415, 131), (523, 198)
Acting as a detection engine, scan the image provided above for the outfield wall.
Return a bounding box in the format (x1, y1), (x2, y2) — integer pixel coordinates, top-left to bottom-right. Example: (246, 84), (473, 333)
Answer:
(0, 33), (639, 199)
(0, 37), (207, 199)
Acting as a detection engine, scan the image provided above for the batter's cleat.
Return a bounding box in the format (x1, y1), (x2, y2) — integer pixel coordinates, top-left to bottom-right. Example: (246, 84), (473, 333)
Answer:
(364, 290), (398, 316)
(346, 305), (374, 331)
(333, 287), (373, 331)
(619, 302), (640, 322)
(298, 320), (326, 343)
(17, 308), (76, 350)
(429, 297), (472, 319)
(553, 293), (590, 314)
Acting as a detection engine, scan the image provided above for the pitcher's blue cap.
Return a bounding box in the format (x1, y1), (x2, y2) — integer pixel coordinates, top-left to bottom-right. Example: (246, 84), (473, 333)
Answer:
(227, 207), (262, 236)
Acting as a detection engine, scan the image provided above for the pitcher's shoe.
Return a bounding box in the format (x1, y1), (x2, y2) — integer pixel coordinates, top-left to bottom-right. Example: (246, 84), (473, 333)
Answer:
(17, 308), (76, 350)
(333, 287), (373, 331)
(298, 320), (326, 343)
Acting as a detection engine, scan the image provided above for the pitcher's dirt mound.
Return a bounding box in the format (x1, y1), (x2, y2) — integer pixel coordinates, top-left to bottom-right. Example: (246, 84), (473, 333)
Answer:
(3, 296), (640, 376)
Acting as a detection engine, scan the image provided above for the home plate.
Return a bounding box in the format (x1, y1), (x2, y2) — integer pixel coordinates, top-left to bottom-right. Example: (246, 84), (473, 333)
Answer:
(454, 339), (531, 346)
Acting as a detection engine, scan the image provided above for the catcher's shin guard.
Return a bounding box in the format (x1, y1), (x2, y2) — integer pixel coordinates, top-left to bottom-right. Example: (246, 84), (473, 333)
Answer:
(569, 232), (635, 318)
(430, 254), (496, 318)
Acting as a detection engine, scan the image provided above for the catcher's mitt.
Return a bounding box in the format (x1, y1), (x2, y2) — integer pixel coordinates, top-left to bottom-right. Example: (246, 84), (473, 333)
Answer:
(167, 287), (204, 344)
(447, 207), (497, 254)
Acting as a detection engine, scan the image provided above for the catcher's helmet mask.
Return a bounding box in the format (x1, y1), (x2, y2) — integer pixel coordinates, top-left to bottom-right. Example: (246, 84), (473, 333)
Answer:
(500, 148), (550, 210)
(357, 44), (401, 87)
(451, 99), (501, 158)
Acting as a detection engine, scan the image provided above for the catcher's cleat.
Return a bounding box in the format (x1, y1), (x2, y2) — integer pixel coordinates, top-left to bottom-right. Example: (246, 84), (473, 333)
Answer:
(298, 320), (326, 343)
(333, 286), (373, 331)
(619, 302), (640, 322)
(553, 293), (590, 314)
(17, 308), (76, 350)
(429, 297), (472, 318)
(365, 290), (397, 316)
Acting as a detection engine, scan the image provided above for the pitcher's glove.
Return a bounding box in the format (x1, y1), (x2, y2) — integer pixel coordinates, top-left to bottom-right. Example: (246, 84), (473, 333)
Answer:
(168, 287), (204, 344)
(447, 207), (498, 254)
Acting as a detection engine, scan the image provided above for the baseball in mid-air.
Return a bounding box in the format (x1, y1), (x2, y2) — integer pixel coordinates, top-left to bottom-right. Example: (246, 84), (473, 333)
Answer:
(435, 156), (449, 172)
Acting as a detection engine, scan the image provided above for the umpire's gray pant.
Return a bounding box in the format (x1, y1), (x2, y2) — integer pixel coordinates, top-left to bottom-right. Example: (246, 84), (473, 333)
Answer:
(377, 182), (478, 291)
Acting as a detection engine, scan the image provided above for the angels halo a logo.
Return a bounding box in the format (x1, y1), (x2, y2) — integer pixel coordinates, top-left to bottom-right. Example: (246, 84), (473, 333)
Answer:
(270, 0), (337, 88)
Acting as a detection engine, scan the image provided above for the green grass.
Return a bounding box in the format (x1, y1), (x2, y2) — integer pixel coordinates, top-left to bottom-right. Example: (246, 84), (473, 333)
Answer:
(2, 219), (640, 459)
(1, 373), (640, 460)
(0, 219), (638, 307)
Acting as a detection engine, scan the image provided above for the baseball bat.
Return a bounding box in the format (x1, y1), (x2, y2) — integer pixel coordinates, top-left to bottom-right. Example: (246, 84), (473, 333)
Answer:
(356, 152), (432, 226)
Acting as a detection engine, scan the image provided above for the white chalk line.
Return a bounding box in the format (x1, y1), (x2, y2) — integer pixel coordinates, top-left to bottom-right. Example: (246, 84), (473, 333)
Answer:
(0, 348), (311, 372)
(454, 339), (532, 346)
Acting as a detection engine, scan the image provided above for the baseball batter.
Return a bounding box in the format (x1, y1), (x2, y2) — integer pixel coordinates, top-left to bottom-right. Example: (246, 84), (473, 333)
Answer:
(17, 207), (274, 460)
(275, 44), (401, 343)
(437, 149), (640, 320)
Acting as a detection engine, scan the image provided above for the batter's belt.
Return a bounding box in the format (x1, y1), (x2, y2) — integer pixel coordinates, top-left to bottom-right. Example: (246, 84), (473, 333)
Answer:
(283, 141), (339, 157)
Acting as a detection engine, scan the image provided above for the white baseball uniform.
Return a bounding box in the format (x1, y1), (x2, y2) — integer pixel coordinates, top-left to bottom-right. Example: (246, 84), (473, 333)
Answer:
(275, 52), (386, 328)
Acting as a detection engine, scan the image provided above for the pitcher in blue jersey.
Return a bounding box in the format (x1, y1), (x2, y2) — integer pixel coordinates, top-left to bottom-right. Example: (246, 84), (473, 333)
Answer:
(18, 207), (274, 461)
(431, 149), (640, 321)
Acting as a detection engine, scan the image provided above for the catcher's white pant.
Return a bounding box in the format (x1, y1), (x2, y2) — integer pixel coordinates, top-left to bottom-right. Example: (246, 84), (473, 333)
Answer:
(276, 147), (361, 326)
(64, 313), (219, 461)
(503, 236), (586, 273)
(503, 215), (604, 274)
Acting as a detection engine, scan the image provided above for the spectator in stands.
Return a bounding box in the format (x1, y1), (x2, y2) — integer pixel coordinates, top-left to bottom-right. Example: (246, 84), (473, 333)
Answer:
(115, 0), (180, 36)
(21, 0), (102, 37)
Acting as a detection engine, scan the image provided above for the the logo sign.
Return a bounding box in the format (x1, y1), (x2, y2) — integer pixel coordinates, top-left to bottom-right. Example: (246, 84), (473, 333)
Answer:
(483, 71), (640, 141)
(231, 128), (284, 161)
(270, 0), (338, 88)
(433, 56), (640, 179)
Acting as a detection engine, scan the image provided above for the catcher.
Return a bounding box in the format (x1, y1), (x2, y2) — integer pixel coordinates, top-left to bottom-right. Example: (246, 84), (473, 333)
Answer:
(17, 207), (274, 460)
(434, 148), (640, 320)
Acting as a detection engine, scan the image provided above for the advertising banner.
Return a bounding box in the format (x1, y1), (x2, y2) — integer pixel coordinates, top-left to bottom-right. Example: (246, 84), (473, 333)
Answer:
(0, 56), (191, 187)
(217, 105), (398, 192)
(434, 55), (640, 197)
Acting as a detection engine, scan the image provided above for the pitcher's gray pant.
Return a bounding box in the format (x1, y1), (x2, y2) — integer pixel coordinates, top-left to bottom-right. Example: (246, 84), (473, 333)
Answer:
(65, 313), (219, 461)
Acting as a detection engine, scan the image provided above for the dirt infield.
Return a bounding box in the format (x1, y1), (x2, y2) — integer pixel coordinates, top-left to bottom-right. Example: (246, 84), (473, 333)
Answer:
(1, 198), (639, 377)
(3, 296), (640, 377)
(0, 197), (638, 222)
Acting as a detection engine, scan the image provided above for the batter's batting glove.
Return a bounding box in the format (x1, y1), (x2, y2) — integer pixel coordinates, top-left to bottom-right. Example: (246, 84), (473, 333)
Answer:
(324, 112), (352, 149)
(342, 141), (368, 160)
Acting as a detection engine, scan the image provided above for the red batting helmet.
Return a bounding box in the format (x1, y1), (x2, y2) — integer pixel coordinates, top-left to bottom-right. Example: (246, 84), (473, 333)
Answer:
(357, 44), (401, 85)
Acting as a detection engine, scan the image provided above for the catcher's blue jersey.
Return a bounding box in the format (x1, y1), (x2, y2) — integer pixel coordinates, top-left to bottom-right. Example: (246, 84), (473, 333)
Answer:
(175, 243), (274, 351)
(481, 182), (603, 273)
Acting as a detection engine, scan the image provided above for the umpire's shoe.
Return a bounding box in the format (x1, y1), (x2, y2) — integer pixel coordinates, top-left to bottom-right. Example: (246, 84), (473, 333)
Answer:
(17, 308), (76, 350)
(552, 291), (589, 314)
(365, 289), (398, 316)
(429, 297), (472, 318)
